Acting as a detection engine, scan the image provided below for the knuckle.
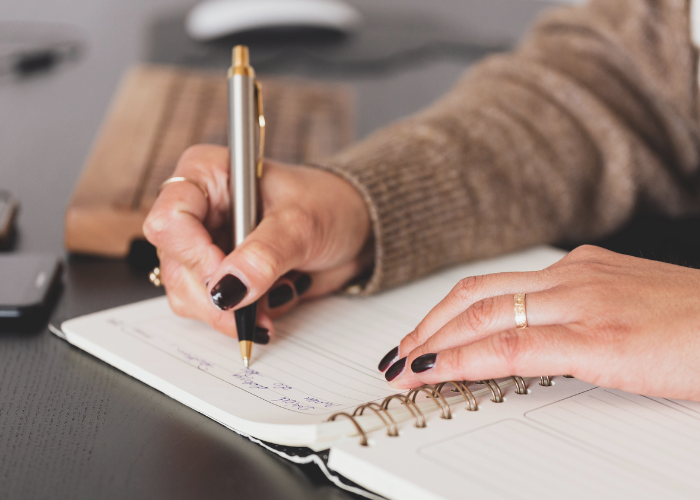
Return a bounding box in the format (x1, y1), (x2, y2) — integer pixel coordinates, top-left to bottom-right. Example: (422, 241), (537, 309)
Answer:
(452, 275), (484, 305)
(279, 208), (316, 244)
(442, 347), (469, 375)
(409, 319), (433, 345)
(460, 297), (496, 332)
(591, 322), (628, 349)
(400, 330), (421, 355)
(404, 329), (421, 347)
(568, 244), (605, 261)
(490, 329), (523, 373)
(569, 244), (595, 256)
(240, 239), (286, 283)
(180, 143), (216, 164)
(176, 144), (226, 187)
(567, 260), (607, 276)
(142, 208), (174, 244)
(181, 246), (209, 274)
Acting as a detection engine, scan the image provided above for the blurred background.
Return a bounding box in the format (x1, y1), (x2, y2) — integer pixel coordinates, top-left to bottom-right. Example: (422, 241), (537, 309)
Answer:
(0, 0), (580, 256)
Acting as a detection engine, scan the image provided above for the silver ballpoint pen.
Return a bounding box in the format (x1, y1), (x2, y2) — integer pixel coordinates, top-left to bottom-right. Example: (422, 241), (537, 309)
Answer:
(228, 45), (265, 367)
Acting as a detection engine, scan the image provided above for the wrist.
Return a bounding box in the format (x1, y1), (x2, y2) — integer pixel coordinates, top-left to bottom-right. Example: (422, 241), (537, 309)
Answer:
(301, 163), (375, 286)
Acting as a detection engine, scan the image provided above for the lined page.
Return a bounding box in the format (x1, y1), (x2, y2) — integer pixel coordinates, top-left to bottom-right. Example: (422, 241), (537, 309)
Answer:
(61, 247), (566, 437)
(524, 388), (700, 487)
(123, 296), (409, 417)
(419, 420), (683, 499)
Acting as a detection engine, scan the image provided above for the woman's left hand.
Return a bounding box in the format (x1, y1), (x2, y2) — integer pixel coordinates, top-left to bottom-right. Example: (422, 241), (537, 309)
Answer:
(380, 245), (700, 402)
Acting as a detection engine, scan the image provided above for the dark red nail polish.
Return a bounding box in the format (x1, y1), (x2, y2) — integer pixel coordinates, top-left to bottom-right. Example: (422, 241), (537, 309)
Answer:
(385, 357), (407, 382)
(293, 273), (312, 296)
(378, 346), (399, 372)
(411, 353), (437, 373)
(210, 274), (247, 310)
(268, 284), (294, 308)
(253, 326), (270, 345)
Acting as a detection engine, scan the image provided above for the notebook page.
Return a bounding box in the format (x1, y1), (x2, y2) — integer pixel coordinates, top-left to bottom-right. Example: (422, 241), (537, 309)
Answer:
(61, 296), (402, 435)
(524, 388), (700, 486)
(61, 246), (565, 444)
(328, 378), (700, 500)
(664, 398), (700, 414)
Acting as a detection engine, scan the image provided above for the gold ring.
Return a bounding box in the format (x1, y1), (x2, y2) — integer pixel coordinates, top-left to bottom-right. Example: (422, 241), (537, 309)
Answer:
(149, 266), (162, 287)
(514, 293), (527, 329)
(157, 177), (209, 199)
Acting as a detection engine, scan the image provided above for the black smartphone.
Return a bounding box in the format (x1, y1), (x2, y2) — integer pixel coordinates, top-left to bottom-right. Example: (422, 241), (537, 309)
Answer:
(0, 190), (19, 249)
(0, 254), (62, 328)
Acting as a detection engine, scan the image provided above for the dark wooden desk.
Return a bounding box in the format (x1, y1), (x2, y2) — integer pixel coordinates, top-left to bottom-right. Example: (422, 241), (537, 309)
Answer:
(0, 1), (634, 498)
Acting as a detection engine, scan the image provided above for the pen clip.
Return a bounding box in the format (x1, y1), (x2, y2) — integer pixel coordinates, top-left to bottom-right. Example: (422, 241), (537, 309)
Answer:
(254, 79), (265, 178)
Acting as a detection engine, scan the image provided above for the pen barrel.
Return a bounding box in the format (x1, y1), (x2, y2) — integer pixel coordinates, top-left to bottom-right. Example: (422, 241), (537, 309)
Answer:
(228, 73), (257, 248)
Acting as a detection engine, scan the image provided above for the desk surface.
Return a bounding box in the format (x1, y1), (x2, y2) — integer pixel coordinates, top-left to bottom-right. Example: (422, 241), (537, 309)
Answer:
(0, 0), (569, 498)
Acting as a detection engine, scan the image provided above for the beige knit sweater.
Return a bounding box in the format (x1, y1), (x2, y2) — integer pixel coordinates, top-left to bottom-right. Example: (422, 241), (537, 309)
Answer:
(318, 0), (700, 294)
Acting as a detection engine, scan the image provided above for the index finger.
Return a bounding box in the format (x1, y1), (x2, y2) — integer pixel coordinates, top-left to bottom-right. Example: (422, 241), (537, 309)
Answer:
(395, 270), (556, 365)
(143, 145), (230, 282)
(397, 324), (580, 389)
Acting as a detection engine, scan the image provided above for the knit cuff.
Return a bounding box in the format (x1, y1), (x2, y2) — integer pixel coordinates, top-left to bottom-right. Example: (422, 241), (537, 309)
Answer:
(312, 115), (474, 295)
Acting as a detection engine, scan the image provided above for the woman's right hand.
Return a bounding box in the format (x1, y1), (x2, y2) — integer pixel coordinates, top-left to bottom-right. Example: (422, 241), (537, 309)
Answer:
(143, 144), (372, 342)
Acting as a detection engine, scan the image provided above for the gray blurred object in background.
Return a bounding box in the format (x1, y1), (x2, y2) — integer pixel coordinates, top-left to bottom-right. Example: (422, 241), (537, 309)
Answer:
(154, 0), (580, 78)
(185, 0), (364, 41)
(0, 0), (567, 254)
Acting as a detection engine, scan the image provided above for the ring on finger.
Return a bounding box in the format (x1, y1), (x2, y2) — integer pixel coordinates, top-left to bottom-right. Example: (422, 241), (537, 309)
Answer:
(157, 176), (209, 200)
(149, 266), (163, 287)
(514, 293), (527, 329)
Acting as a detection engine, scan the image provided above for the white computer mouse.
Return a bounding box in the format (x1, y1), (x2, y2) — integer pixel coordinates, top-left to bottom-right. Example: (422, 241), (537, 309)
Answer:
(185, 0), (363, 41)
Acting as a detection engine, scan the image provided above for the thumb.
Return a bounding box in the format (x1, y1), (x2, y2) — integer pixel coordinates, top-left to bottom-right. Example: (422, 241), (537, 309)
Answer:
(206, 209), (313, 311)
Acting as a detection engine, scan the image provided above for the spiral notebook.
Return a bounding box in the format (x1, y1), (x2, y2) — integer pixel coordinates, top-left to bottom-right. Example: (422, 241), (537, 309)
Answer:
(57, 247), (700, 500)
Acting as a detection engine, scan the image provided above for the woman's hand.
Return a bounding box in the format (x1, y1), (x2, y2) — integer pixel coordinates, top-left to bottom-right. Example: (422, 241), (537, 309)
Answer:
(143, 144), (372, 341)
(380, 245), (700, 402)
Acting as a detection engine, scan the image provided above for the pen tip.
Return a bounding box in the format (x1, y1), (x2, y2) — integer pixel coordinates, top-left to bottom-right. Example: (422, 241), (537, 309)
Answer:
(239, 340), (253, 368)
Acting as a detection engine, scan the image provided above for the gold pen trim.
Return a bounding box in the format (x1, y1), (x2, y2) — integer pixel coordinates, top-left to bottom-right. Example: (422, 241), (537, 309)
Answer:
(230, 45), (255, 77)
(229, 45), (265, 178)
(254, 79), (265, 178)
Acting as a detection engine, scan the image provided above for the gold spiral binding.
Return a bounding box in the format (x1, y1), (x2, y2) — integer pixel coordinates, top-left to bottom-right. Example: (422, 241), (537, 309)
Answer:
(381, 394), (427, 428)
(330, 377), (559, 446)
(435, 381), (478, 411)
(408, 386), (451, 420)
(329, 412), (368, 446)
(511, 376), (528, 395)
(481, 379), (504, 403)
(353, 402), (399, 437)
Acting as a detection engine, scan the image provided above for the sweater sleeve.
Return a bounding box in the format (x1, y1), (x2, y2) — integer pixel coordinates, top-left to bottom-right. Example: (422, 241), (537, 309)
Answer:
(315, 0), (700, 294)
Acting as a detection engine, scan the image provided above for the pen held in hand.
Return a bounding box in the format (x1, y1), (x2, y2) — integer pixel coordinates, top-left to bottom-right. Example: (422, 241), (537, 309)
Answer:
(229, 45), (265, 367)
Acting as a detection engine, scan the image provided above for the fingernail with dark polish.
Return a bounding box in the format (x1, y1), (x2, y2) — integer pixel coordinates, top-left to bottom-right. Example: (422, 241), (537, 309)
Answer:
(378, 346), (399, 372)
(253, 326), (270, 345)
(268, 284), (294, 308)
(411, 353), (437, 373)
(293, 273), (312, 296)
(385, 357), (407, 382)
(210, 275), (248, 310)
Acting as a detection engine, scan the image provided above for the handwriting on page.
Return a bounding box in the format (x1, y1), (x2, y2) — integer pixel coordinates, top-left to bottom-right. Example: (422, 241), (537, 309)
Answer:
(107, 296), (410, 415)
